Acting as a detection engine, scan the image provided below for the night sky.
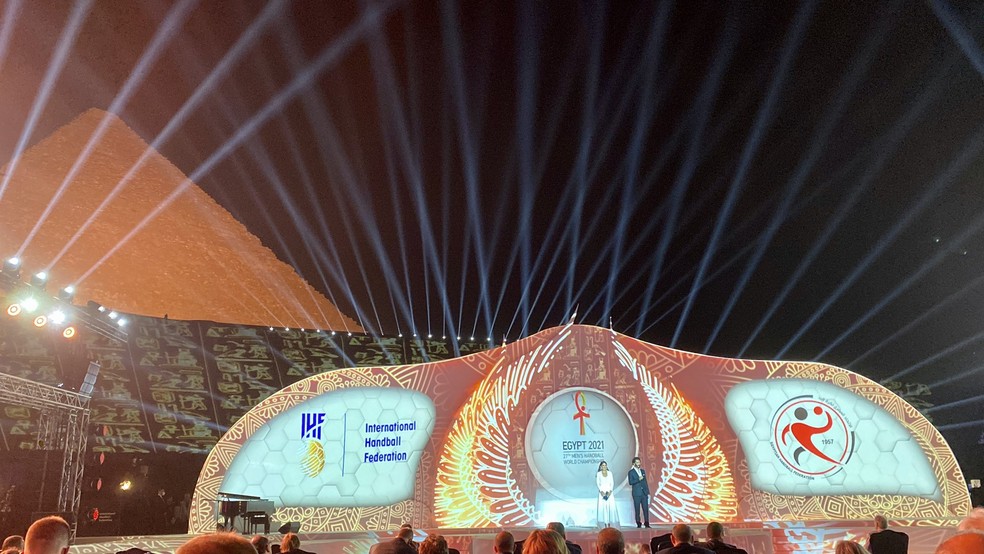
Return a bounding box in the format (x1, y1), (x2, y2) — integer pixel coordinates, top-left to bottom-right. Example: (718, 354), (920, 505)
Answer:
(1, 1), (983, 476)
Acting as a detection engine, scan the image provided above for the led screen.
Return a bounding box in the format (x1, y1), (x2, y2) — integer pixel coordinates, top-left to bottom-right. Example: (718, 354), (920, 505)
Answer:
(190, 323), (969, 533)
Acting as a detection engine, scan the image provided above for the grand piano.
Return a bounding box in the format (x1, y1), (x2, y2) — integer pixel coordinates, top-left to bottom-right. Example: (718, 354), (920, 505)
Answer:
(217, 492), (274, 533)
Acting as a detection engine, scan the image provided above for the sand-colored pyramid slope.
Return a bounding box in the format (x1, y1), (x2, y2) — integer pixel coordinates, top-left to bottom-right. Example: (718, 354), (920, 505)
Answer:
(0, 108), (361, 331)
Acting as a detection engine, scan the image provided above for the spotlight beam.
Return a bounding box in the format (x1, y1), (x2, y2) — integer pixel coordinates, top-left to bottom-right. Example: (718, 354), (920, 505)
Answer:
(603, 2), (671, 323)
(926, 393), (984, 414)
(21, 0), (199, 259)
(0, 0), (94, 204)
(776, 119), (984, 359)
(528, 27), (717, 333)
(847, 272), (984, 369)
(441, 0), (494, 334)
(703, 5), (889, 352)
(928, 361), (984, 389)
(815, 207), (984, 361)
(75, 3), (395, 285)
(0, 0), (25, 75)
(738, 66), (950, 357)
(936, 420), (984, 431)
(928, 0), (984, 78)
(76, 7), (394, 283)
(672, 1), (814, 348)
(363, 21), (462, 343)
(47, 0), (287, 269)
(885, 329), (984, 383)
(630, 144), (877, 338)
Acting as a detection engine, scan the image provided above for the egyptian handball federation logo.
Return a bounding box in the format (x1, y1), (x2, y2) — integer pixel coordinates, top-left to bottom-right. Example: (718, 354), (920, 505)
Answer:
(770, 396), (854, 478)
(300, 412), (326, 478)
(572, 391), (590, 435)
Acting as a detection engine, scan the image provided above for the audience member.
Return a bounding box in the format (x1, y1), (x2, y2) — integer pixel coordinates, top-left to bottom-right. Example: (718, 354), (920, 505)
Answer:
(868, 515), (907, 554)
(958, 508), (984, 533)
(251, 535), (270, 554)
(834, 540), (870, 554)
(699, 522), (747, 554)
(649, 533), (672, 553)
(936, 532), (984, 554)
(401, 523), (421, 551)
(936, 508), (984, 554)
(176, 533), (257, 554)
(419, 534), (449, 554)
(494, 531), (515, 554)
(373, 528), (416, 554)
(596, 527), (624, 554)
(521, 529), (567, 554)
(279, 532), (313, 554)
(23, 516), (70, 554)
(546, 522), (582, 554)
(655, 524), (712, 554)
(2, 535), (24, 552)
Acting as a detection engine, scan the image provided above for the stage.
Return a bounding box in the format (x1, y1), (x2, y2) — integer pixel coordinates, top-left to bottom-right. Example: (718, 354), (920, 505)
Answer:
(68, 522), (959, 554)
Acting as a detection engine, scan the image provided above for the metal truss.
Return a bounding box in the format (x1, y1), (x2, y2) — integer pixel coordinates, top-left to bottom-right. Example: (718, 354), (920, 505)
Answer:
(0, 370), (93, 540)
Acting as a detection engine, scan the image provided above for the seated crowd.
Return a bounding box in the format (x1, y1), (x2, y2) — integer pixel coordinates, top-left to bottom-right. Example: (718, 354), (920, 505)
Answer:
(3, 510), (984, 554)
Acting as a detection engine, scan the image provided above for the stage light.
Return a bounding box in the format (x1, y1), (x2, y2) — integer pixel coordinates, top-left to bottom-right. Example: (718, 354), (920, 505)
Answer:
(57, 285), (75, 302)
(117, 318), (127, 328)
(21, 297), (39, 312)
(49, 310), (66, 325)
(284, 327), (289, 331)
(347, 332), (352, 336)
(31, 271), (48, 289)
(2, 257), (20, 277)
(301, 328), (305, 331)
(398, 333), (403, 337)
(269, 327), (273, 331)
(456, 336), (461, 340)
(316, 329), (321, 333)
(331, 331), (336, 336)
(119, 480), (132, 491)
(6, 303), (21, 317)
(428, 334), (433, 339)
(33, 315), (47, 327)
(63, 326), (77, 339)
(470, 337), (474, 341)
(107, 311), (118, 319)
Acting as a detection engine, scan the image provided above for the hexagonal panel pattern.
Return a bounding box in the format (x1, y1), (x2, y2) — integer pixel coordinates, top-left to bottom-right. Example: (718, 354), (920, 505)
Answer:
(724, 379), (939, 499)
(221, 387), (435, 507)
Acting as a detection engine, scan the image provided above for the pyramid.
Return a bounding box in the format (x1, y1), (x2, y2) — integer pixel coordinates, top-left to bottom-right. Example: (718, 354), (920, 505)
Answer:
(0, 108), (361, 331)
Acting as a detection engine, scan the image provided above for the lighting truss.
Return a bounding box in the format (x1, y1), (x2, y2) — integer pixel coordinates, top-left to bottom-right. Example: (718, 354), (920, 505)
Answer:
(0, 369), (94, 540)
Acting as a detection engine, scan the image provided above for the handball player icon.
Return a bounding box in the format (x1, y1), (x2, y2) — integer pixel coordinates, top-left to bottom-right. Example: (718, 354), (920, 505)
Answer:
(781, 405), (840, 466)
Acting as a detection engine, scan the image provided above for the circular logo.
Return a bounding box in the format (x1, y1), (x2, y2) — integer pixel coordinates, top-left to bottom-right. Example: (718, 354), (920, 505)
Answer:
(524, 387), (637, 499)
(771, 396), (854, 478)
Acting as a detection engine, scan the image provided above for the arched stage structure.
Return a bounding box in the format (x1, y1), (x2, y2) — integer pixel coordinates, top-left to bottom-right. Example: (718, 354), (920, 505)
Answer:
(191, 323), (969, 547)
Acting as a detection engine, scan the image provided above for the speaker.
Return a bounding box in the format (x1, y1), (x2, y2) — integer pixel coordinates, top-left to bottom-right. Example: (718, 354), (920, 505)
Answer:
(278, 522), (300, 534)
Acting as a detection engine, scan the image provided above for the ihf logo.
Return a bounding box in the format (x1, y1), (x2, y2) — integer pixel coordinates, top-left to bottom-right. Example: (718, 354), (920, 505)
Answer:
(300, 412), (327, 477)
(302, 413), (325, 440)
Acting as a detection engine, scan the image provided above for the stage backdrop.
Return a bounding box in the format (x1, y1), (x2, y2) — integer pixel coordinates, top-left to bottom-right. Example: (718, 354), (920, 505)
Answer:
(189, 323), (970, 533)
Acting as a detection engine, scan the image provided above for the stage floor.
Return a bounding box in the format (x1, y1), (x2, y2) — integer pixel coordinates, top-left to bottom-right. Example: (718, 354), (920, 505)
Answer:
(69, 522), (958, 554)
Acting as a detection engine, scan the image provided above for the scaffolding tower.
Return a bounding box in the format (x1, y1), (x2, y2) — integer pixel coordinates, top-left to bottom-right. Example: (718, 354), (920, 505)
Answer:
(0, 366), (95, 540)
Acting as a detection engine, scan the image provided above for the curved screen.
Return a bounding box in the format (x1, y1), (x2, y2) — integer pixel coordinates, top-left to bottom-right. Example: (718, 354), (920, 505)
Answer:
(190, 323), (969, 533)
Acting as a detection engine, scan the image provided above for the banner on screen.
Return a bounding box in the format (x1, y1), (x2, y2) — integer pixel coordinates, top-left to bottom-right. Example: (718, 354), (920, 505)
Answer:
(190, 323), (969, 533)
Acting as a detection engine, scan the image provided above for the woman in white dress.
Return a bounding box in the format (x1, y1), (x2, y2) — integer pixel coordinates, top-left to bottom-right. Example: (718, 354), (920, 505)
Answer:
(596, 460), (618, 527)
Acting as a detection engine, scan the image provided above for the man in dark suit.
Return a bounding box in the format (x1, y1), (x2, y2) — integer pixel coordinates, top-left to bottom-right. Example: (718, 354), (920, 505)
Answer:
(698, 522), (747, 554)
(655, 525), (713, 554)
(868, 515), (908, 554)
(627, 456), (651, 528)
(370, 528), (416, 554)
